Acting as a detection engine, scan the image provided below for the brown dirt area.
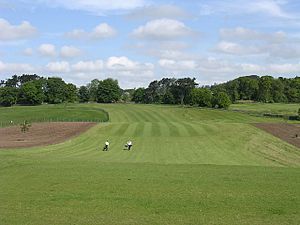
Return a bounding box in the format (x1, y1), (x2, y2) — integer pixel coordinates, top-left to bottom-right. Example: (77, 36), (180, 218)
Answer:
(0, 122), (96, 149)
(254, 123), (300, 148)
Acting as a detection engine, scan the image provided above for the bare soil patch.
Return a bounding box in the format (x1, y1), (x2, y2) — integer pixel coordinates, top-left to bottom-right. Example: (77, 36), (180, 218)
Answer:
(0, 122), (96, 149)
(254, 123), (300, 148)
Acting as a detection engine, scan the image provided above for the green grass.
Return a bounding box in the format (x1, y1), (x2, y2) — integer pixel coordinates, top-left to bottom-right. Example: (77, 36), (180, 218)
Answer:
(230, 102), (300, 116)
(0, 103), (108, 127)
(0, 103), (299, 224)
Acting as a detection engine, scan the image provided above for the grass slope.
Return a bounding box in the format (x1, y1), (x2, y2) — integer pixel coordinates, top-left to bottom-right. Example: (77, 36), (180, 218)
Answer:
(0, 104), (299, 224)
(0, 104), (108, 127)
(230, 103), (300, 116)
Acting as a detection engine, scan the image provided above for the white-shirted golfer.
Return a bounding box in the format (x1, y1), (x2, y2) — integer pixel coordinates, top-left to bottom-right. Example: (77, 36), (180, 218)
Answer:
(103, 140), (109, 151)
(127, 140), (133, 150)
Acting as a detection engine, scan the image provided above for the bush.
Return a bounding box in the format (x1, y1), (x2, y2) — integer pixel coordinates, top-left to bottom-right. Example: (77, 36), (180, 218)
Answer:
(212, 92), (231, 109)
(190, 88), (212, 107)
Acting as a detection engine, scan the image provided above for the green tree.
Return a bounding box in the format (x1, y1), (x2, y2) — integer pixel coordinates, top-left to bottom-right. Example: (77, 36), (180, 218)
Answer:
(5, 75), (19, 87)
(258, 76), (273, 102)
(87, 79), (100, 102)
(65, 83), (78, 103)
(96, 78), (121, 103)
(45, 77), (67, 104)
(18, 74), (41, 86)
(190, 88), (212, 107)
(226, 80), (239, 102)
(271, 79), (286, 103)
(78, 86), (90, 103)
(132, 88), (146, 103)
(162, 90), (175, 104)
(212, 92), (231, 109)
(18, 80), (45, 105)
(144, 80), (161, 103)
(171, 78), (197, 104)
(0, 86), (18, 107)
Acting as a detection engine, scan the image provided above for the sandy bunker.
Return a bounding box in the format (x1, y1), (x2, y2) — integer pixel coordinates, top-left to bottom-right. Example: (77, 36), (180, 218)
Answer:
(0, 122), (96, 149)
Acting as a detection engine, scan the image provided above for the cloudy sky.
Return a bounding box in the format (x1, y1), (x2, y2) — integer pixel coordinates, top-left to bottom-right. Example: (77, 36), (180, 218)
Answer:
(1, 0), (300, 88)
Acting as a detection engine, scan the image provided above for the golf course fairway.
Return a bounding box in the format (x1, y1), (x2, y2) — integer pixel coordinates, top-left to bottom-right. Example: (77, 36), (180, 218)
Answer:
(0, 103), (299, 225)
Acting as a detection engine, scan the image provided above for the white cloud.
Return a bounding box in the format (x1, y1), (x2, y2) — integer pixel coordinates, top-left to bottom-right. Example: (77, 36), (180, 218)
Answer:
(199, 0), (294, 19)
(216, 27), (300, 59)
(22, 47), (34, 56)
(127, 4), (189, 20)
(132, 19), (193, 40)
(71, 60), (103, 72)
(220, 27), (286, 42)
(159, 59), (197, 70)
(248, 0), (292, 18)
(33, 0), (147, 14)
(265, 43), (300, 59)
(106, 56), (154, 73)
(0, 61), (35, 73)
(46, 61), (70, 73)
(60, 46), (81, 58)
(38, 44), (56, 57)
(41, 57), (154, 88)
(215, 41), (262, 55)
(65, 23), (116, 40)
(0, 18), (37, 41)
(90, 23), (117, 39)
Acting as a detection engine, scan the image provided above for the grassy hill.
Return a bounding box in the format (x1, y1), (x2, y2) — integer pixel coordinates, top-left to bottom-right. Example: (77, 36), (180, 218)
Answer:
(230, 102), (300, 116)
(0, 104), (108, 127)
(0, 103), (299, 224)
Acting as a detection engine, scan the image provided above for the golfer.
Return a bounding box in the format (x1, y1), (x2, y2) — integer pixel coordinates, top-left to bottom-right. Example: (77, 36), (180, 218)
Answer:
(103, 140), (109, 151)
(127, 140), (133, 150)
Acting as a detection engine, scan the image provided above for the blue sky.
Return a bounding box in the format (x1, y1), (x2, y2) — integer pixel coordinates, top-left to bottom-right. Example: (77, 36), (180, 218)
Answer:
(1, 0), (300, 88)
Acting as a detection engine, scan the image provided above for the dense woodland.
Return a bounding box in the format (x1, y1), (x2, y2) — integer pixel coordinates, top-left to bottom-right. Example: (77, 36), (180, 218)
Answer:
(0, 74), (300, 109)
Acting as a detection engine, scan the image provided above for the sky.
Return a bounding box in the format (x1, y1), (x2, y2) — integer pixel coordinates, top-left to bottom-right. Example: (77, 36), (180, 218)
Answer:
(1, 0), (300, 88)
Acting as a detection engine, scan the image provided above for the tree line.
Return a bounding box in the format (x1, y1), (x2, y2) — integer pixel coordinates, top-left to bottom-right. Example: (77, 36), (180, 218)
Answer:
(1, 74), (299, 108)
(131, 78), (231, 108)
(0, 75), (121, 107)
(211, 75), (300, 103)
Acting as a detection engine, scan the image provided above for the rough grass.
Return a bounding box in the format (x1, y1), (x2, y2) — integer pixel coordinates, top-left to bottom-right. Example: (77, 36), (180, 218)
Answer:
(230, 102), (300, 116)
(0, 103), (299, 224)
(0, 104), (108, 127)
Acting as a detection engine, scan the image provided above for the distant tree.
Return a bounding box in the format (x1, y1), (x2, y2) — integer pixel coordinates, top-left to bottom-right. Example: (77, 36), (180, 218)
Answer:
(226, 80), (239, 102)
(87, 79), (100, 102)
(212, 92), (231, 109)
(132, 88), (146, 103)
(171, 78), (197, 104)
(96, 78), (121, 103)
(238, 76), (259, 100)
(65, 83), (78, 103)
(190, 88), (212, 107)
(162, 90), (175, 104)
(0, 80), (5, 87)
(18, 80), (45, 105)
(78, 86), (90, 103)
(45, 77), (67, 104)
(271, 79), (286, 103)
(258, 76), (273, 102)
(0, 86), (18, 107)
(121, 91), (131, 103)
(18, 74), (42, 86)
(157, 78), (176, 96)
(5, 75), (19, 88)
(121, 89), (134, 103)
(144, 80), (161, 103)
